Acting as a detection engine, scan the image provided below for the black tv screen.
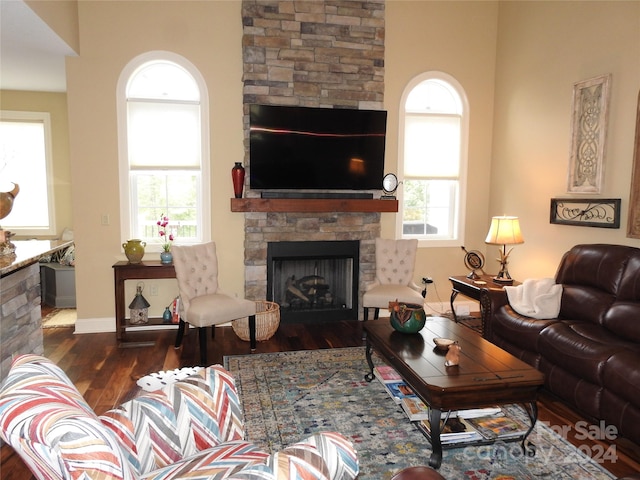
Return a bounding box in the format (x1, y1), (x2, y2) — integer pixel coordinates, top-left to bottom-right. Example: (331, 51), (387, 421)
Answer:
(249, 104), (387, 191)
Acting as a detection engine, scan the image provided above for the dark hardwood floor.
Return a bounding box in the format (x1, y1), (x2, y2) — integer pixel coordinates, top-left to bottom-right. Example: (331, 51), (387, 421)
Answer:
(2, 309), (639, 479)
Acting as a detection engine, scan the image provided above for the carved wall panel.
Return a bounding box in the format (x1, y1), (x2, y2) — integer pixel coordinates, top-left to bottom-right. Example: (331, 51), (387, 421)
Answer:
(567, 74), (611, 193)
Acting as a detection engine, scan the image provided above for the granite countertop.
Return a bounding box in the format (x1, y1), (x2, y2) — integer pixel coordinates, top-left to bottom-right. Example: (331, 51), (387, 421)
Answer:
(0, 240), (74, 277)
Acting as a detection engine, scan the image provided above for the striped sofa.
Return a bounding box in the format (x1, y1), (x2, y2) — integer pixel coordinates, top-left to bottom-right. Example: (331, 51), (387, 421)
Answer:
(0, 354), (359, 480)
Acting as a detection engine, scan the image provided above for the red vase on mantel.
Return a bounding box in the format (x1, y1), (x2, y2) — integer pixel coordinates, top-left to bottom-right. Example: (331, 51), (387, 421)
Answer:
(232, 162), (245, 198)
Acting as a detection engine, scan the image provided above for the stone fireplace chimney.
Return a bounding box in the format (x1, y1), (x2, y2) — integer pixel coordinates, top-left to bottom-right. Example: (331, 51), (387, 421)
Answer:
(240, 0), (386, 320)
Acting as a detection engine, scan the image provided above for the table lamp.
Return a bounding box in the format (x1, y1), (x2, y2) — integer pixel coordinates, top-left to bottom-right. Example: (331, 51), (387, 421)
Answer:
(485, 216), (524, 285)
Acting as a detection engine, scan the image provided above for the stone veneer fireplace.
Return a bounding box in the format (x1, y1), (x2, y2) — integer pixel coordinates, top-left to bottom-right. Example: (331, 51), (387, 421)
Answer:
(244, 212), (380, 320)
(240, 1), (385, 320)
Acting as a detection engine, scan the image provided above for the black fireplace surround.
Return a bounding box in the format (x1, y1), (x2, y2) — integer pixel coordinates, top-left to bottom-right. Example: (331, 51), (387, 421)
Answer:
(267, 240), (360, 323)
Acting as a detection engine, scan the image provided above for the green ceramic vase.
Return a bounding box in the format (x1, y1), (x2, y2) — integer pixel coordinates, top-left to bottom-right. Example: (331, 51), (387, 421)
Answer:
(390, 302), (426, 334)
(122, 239), (146, 264)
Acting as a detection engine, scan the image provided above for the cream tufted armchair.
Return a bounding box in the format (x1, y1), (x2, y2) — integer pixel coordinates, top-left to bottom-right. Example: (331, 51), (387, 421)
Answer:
(172, 242), (257, 365)
(362, 238), (424, 320)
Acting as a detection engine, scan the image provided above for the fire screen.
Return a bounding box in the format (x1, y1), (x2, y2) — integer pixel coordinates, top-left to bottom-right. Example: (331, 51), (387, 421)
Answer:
(267, 240), (359, 323)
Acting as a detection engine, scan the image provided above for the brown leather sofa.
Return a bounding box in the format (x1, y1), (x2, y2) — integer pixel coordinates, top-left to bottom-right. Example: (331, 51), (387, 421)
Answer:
(481, 244), (640, 447)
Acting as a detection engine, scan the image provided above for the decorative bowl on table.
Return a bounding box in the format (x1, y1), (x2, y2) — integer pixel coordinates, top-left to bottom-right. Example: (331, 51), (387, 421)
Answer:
(389, 301), (426, 334)
(433, 337), (455, 351)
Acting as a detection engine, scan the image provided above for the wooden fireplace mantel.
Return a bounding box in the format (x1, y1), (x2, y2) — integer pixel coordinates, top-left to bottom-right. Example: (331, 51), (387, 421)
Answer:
(230, 198), (398, 213)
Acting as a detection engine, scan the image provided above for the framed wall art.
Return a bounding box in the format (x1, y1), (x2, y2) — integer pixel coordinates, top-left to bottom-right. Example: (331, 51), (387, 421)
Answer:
(567, 74), (612, 194)
(627, 90), (640, 238)
(550, 198), (621, 228)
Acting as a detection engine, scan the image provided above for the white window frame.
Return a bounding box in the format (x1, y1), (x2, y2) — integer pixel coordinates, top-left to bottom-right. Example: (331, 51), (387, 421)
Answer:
(0, 110), (56, 236)
(396, 71), (469, 248)
(116, 51), (211, 251)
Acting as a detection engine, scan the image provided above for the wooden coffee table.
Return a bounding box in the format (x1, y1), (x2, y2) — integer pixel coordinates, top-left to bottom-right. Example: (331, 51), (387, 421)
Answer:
(363, 317), (544, 469)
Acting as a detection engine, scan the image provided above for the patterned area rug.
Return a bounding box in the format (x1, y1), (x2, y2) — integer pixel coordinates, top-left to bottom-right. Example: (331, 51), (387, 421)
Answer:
(41, 308), (76, 328)
(225, 347), (615, 480)
(441, 311), (484, 335)
(457, 316), (483, 335)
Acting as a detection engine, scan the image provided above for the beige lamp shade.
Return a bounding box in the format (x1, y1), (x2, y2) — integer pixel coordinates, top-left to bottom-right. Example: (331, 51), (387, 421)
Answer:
(485, 216), (524, 246)
(485, 216), (524, 284)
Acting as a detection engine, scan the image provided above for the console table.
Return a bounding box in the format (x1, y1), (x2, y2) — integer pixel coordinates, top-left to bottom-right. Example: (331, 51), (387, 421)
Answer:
(113, 261), (176, 346)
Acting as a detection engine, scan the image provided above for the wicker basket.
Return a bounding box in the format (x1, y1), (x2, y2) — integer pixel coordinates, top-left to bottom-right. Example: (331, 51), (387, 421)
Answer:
(232, 300), (280, 342)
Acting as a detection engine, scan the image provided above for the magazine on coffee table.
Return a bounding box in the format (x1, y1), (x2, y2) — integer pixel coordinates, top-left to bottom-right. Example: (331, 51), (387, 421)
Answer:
(465, 412), (530, 440)
(373, 365), (403, 383)
(382, 381), (416, 404)
(400, 396), (430, 421)
(417, 415), (483, 445)
(414, 407), (531, 445)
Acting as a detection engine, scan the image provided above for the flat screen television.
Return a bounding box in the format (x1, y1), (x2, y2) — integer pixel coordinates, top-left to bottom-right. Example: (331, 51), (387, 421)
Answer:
(249, 104), (387, 192)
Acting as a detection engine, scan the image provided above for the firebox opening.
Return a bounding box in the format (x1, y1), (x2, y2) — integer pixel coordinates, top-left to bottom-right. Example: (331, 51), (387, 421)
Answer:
(267, 240), (359, 323)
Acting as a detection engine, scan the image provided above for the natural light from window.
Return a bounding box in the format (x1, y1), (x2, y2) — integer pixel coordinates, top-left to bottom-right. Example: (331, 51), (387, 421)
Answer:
(0, 111), (55, 236)
(118, 53), (210, 250)
(398, 73), (468, 247)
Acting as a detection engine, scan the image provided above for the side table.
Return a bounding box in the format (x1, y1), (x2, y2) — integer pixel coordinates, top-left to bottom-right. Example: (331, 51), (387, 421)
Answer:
(113, 261), (177, 346)
(449, 274), (520, 330)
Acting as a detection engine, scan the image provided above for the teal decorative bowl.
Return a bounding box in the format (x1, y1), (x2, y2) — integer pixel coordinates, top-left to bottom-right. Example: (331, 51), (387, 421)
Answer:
(389, 302), (426, 334)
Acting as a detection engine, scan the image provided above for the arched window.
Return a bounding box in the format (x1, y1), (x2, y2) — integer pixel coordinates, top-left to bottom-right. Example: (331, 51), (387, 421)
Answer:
(397, 72), (468, 247)
(117, 52), (210, 250)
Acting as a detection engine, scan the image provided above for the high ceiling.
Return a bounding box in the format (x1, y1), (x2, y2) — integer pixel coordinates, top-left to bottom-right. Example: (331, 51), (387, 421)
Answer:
(1, 0), (75, 92)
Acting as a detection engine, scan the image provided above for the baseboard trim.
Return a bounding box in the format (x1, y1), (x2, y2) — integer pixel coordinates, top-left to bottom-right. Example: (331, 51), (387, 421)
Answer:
(73, 317), (230, 334)
(424, 300), (476, 317)
(72, 304), (477, 334)
(74, 317), (115, 334)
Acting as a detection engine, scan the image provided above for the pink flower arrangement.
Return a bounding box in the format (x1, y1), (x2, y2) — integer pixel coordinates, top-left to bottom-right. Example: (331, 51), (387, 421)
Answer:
(157, 214), (175, 252)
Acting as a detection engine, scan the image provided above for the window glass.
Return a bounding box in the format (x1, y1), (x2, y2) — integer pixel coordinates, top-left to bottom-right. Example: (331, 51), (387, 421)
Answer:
(405, 79), (461, 114)
(398, 74), (468, 246)
(118, 53), (209, 250)
(127, 101), (201, 168)
(0, 112), (55, 235)
(130, 171), (200, 238)
(404, 114), (460, 177)
(127, 62), (199, 101)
